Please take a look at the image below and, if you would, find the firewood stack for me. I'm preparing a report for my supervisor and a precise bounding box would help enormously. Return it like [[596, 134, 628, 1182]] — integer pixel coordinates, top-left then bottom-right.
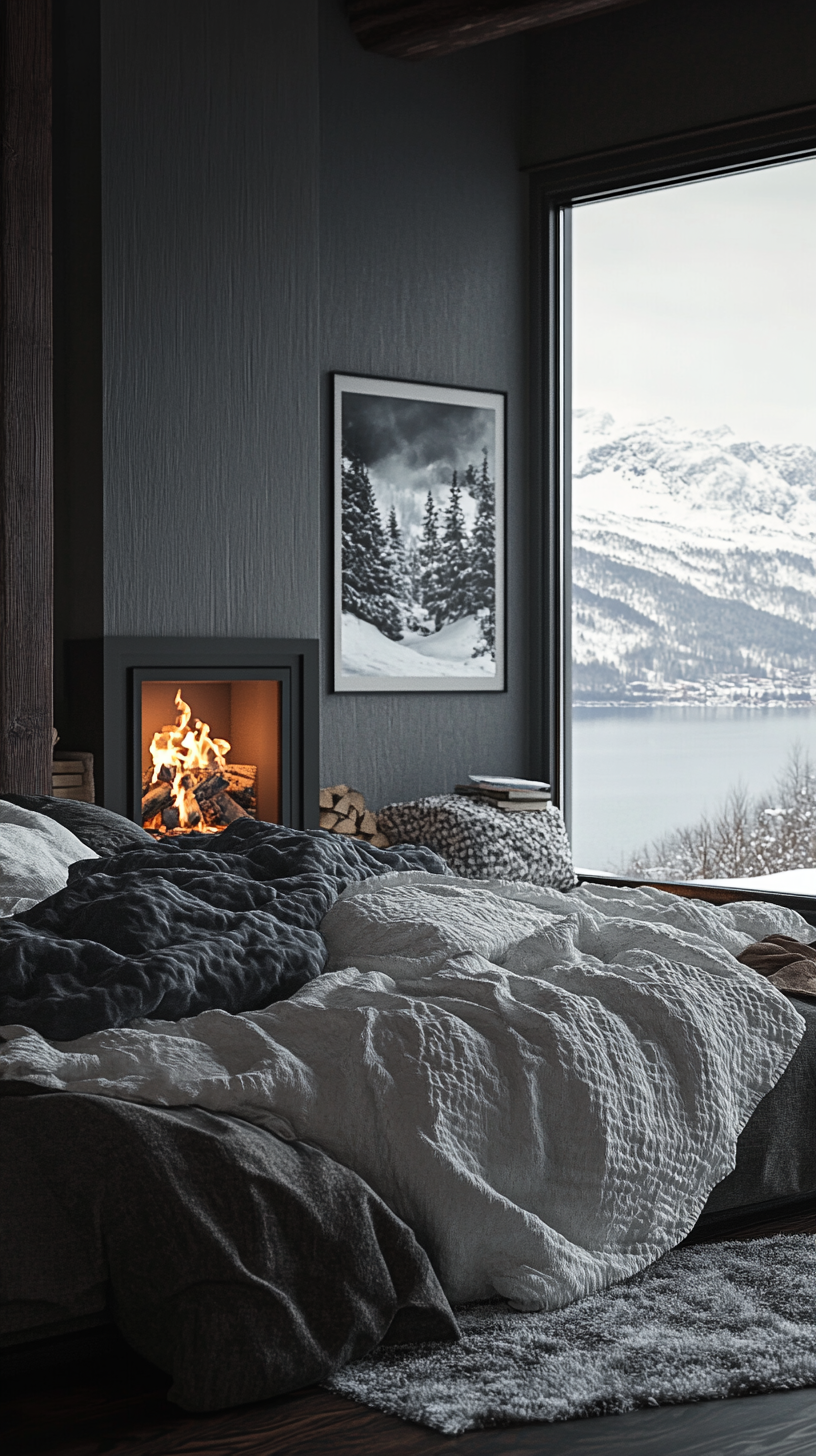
[[142, 764, 257, 836], [319, 784, 390, 847]]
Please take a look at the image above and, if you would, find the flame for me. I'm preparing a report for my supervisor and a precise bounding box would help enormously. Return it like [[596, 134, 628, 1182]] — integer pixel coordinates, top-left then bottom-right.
[[149, 690, 231, 829]]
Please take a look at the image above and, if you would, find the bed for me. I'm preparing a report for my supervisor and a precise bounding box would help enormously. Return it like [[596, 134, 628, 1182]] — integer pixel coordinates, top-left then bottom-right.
[[1, 797, 814, 1411]]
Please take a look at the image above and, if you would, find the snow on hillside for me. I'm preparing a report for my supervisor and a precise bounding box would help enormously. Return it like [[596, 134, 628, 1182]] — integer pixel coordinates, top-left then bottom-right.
[[341, 613, 496, 678], [572, 411, 816, 705]]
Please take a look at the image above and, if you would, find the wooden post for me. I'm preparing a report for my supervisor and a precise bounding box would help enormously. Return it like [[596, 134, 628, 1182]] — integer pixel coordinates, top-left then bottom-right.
[[0, 0, 54, 794]]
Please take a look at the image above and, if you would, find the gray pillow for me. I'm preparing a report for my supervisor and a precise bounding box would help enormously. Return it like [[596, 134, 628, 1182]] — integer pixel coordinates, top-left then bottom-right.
[[0, 801, 99, 915], [378, 794, 575, 891], [0, 795, 154, 858]]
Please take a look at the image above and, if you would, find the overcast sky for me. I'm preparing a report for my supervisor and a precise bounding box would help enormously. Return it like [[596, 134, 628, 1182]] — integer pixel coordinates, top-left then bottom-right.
[[342, 393, 495, 540], [572, 156, 816, 449]]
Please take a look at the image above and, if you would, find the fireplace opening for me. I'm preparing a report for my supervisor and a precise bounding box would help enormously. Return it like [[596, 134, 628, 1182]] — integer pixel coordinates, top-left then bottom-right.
[[140, 678, 281, 838], [63, 637, 318, 831]]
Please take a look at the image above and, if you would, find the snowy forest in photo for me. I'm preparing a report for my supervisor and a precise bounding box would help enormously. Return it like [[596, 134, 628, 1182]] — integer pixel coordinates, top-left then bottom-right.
[[337, 388, 502, 683]]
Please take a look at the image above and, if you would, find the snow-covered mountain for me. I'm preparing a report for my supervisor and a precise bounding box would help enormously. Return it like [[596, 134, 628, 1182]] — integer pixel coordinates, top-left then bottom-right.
[[571, 411, 816, 705]]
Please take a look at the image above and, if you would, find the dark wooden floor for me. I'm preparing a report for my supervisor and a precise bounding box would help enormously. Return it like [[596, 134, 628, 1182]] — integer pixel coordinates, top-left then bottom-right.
[[7, 1211, 815, 1456], [6, 1359, 816, 1456]]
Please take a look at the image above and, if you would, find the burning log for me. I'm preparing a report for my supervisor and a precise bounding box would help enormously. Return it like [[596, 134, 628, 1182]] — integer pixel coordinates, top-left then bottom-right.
[[142, 782, 172, 821], [178, 777, 202, 828], [319, 784, 390, 848], [193, 772, 229, 804], [221, 767, 257, 813], [210, 789, 250, 823]]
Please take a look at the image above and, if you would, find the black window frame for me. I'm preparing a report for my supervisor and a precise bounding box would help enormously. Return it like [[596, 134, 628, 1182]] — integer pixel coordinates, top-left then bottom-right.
[[528, 101, 816, 918]]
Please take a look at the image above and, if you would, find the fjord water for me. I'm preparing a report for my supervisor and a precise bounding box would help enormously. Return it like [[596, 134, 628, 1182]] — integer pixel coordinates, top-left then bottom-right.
[[571, 704, 815, 872]]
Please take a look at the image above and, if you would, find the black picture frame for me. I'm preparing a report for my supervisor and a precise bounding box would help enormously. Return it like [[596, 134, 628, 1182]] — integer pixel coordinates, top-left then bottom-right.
[[333, 373, 506, 693]]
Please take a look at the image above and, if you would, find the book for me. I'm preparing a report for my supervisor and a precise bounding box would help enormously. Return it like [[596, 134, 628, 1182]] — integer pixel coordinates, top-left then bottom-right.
[[493, 800, 552, 813], [454, 786, 553, 812], [480, 789, 551, 802], [455, 784, 552, 803], [469, 775, 551, 792]]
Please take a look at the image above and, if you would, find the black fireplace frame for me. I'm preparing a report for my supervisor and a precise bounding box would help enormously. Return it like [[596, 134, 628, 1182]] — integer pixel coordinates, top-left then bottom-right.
[[64, 637, 319, 831]]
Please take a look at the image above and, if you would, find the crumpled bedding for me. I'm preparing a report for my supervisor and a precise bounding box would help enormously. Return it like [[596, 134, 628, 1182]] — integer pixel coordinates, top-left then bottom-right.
[[0, 800, 98, 917], [738, 934, 816, 1003], [698, 993, 816, 1216], [0, 1089, 458, 1409], [0, 821, 446, 1041], [1, 873, 807, 1313]]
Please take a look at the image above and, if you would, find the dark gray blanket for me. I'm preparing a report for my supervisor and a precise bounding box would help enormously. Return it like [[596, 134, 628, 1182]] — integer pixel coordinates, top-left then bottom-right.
[[0, 821, 445, 1041], [0, 1091, 459, 1409], [699, 994, 816, 1217]]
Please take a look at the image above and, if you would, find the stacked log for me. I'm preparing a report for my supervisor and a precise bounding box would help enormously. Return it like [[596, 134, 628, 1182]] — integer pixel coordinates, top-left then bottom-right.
[[142, 764, 257, 836], [319, 784, 390, 847]]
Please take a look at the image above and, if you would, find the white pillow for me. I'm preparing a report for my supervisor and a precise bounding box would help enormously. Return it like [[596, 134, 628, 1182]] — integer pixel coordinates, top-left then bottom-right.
[[0, 801, 98, 916]]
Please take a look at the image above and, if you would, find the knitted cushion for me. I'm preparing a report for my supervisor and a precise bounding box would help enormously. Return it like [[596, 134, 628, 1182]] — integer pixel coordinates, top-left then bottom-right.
[[378, 795, 575, 891]]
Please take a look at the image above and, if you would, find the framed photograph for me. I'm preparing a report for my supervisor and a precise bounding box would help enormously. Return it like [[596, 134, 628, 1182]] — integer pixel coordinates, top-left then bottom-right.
[[334, 374, 505, 692]]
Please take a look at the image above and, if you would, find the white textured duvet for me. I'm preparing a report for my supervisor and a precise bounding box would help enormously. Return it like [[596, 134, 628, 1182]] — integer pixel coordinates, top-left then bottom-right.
[[1, 874, 808, 1310]]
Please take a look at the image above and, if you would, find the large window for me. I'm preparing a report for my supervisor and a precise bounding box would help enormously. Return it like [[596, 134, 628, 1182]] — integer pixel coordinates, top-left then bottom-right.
[[536, 136, 816, 894]]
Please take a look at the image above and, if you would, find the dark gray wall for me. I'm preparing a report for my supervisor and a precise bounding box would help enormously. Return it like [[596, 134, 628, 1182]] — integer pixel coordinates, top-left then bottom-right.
[[72, 0, 815, 813], [100, 0, 321, 643], [95, 0, 530, 811], [318, 3, 529, 806], [522, 0, 816, 165]]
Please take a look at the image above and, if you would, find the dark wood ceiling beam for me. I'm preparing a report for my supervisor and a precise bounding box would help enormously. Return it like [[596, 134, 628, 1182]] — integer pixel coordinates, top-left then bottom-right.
[[347, 0, 649, 60]]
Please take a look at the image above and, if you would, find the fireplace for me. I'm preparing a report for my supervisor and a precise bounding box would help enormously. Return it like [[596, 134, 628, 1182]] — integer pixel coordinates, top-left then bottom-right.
[[63, 638, 319, 832]]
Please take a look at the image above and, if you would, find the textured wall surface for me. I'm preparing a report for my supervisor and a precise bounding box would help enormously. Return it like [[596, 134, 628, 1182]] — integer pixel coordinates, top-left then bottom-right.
[[101, 0, 320, 642], [522, 0, 816, 166], [319, 3, 529, 807], [87, 0, 814, 815], [98, 0, 529, 811]]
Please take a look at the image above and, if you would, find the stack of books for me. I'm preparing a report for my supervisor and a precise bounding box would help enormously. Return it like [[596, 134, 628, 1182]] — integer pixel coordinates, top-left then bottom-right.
[[455, 776, 552, 813]]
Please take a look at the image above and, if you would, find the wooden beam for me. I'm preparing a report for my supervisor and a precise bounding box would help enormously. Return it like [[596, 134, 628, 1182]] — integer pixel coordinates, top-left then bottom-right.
[[0, 0, 54, 794], [347, 0, 649, 60]]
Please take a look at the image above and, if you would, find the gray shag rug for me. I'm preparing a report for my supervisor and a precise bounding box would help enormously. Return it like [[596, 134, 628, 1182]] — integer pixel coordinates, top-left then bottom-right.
[[327, 1235, 816, 1434]]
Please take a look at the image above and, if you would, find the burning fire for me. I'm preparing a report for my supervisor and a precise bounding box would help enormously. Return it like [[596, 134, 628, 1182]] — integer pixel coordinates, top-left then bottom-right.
[[149, 690, 231, 831]]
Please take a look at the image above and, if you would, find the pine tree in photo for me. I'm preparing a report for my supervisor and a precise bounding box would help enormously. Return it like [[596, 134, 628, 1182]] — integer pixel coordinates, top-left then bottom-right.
[[341, 449, 403, 641], [470, 448, 496, 658], [463, 461, 479, 498], [406, 541, 423, 611], [439, 471, 472, 624], [385, 505, 414, 632], [418, 489, 445, 632]]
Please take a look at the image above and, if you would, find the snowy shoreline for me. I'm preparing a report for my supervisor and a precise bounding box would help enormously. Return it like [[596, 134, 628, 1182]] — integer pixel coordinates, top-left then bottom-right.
[[574, 670, 815, 711], [576, 696, 815, 710]]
